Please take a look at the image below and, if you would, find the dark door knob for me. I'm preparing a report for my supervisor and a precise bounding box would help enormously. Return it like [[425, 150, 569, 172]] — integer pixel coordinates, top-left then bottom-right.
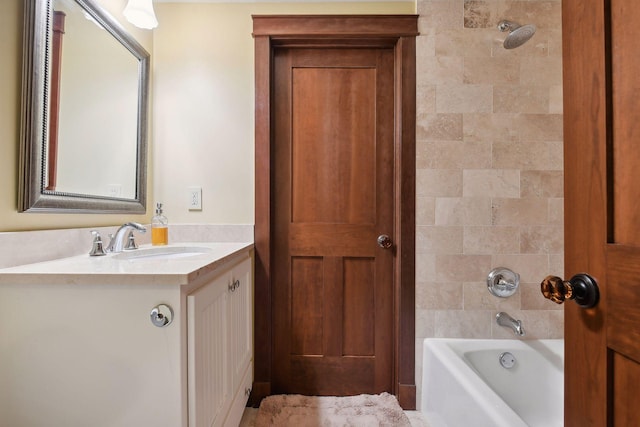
[[377, 234, 393, 249], [540, 273, 599, 308]]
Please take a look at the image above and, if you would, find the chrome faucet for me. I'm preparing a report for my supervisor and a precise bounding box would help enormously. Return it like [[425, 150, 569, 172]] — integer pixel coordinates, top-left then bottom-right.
[[496, 312, 525, 336], [106, 222, 147, 253]]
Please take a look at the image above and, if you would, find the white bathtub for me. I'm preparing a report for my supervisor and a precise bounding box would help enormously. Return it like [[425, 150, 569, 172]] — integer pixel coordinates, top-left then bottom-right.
[[421, 338, 563, 427]]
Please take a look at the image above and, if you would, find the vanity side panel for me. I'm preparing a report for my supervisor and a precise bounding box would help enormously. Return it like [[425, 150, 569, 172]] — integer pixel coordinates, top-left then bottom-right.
[[0, 282, 183, 426]]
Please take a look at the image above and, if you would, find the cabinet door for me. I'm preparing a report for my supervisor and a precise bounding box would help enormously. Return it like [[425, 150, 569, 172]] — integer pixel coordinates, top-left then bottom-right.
[[228, 257, 253, 392], [187, 272, 231, 427]]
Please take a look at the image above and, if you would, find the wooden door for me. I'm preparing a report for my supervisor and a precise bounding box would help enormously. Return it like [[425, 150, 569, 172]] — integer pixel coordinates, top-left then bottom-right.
[[271, 46, 394, 396], [563, 0, 640, 425], [252, 16, 418, 408]]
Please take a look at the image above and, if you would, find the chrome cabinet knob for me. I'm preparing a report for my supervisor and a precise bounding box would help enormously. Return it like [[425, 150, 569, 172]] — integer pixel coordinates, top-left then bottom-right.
[[377, 234, 393, 249]]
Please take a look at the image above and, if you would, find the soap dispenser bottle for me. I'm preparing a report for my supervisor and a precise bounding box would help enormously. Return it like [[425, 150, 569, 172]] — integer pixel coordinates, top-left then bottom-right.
[[151, 202, 169, 246]]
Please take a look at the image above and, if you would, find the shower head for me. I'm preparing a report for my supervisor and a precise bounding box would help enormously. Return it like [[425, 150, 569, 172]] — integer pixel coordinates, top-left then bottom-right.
[[497, 20, 536, 49]]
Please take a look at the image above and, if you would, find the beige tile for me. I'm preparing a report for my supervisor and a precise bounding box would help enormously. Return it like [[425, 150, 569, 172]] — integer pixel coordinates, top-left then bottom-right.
[[413, 0, 565, 348], [417, 82, 436, 115], [548, 197, 564, 226], [464, 57, 520, 84], [547, 140, 564, 171], [435, 29, 494, 57], [520, 225, 564, 254], [417, 141, 491, 169], [417, 141, 465, 169], [493, 85, 550, 114], [463, 169, 520, 198], [491, 253, 550, 283], [497, 1, 562, 31], [492, 197, 548, 225], [492, 140, 552, 170], [419, 56, 464, 85], [435, 254, 492, 282], [520, 170, 564, 197], [417, 113, 463, 141], [547, 310, 565, 339], [549, 85, 563, 114], [416, 196, 436, 226], [416, 253, 437, 281], [416, 281, 464, 310], [435, 197, 492, 226], [435, 310, 493, 338], [416, 226, 463, 254], [520, 282, 563, 310], [436, 84, 493, 113], [463, 281, 521, 310], [521, 57, 563, 86], [416, 308, 436, 339], [463, 113, 520, 143], [463, 225, 521, 254], [547, 29, 563, 57], [548, 253, 564, 277], [418, 2, 463, 34], [416, 34, 436, 58], [516, 114, 564, 141], [464, 0, 494, 29], [417, 169, 463, 197]]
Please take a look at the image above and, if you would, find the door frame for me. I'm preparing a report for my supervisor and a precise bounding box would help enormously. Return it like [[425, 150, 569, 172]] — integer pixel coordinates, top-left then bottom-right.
[[562, 1, 607, 425], [252, 15, 419, 409]]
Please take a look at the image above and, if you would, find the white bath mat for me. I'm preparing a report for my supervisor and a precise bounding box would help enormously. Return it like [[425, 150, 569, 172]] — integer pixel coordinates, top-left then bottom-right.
[[254, 392, 411, 427]]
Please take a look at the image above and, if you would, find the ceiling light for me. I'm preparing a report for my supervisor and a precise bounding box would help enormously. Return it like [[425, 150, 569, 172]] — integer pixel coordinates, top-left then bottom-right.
[[123, 0, 158, 30]]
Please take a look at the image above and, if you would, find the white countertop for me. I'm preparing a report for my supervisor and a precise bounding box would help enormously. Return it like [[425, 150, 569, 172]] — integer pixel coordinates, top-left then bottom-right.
[[0, 242, 253, 286]]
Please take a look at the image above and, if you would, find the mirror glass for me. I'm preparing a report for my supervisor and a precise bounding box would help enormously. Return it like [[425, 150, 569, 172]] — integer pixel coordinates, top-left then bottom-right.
[[20, 0, 150, 213]]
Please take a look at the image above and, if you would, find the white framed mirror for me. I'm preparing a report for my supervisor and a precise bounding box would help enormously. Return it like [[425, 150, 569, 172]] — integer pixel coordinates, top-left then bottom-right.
[[19, 0, 150, 213]]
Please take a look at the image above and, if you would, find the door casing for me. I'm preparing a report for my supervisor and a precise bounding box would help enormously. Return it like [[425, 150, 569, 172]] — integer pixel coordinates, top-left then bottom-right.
[[252, 15, 418, 409]]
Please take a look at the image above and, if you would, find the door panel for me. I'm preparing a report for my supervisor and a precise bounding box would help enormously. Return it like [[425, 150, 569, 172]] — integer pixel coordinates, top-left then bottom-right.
[[564, 0, 640, 424], [252, 15, 418, 408], [607, 0, 640, 424], [272, 46, 394, 396]]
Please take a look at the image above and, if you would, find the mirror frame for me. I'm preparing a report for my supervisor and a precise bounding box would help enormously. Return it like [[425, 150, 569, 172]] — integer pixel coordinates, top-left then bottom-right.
[[19, 0, 150, 213]]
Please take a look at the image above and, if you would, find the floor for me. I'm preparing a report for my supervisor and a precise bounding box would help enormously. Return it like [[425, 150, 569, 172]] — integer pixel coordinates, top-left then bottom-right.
[[239, 407, 432, 426]]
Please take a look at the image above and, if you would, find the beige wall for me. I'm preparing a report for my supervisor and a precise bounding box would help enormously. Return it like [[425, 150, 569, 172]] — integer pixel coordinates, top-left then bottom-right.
[[1, 1, 413, 232], [414, 0, 564, 397], [152, 1, 415, 224], [0, 0, 152, 232]]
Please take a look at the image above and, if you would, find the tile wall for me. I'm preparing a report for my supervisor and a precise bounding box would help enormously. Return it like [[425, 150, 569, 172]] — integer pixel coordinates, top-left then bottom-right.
[[415, 0, 564, 401]]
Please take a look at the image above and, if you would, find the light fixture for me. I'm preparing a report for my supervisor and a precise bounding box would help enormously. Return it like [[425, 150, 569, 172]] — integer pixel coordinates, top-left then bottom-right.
[[123, 0, 158, 30]]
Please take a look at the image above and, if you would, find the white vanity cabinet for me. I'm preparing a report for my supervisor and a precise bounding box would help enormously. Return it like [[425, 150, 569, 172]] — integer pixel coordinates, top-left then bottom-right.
[[0, 243, 253, 427], [187, 254, 253, 427]]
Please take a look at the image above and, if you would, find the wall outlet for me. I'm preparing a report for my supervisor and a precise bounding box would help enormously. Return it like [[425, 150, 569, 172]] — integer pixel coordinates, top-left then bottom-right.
[[188, 187, 202, 211]]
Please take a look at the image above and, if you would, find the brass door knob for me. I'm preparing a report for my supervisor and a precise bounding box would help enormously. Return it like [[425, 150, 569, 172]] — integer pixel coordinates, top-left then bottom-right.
[[540, 273, 599, 308]]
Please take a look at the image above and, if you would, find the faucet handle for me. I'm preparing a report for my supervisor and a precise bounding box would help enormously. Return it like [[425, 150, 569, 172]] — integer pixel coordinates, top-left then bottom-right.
[[89, 230, 107, 257], [106, 233, 116, 253], [124, 230, 139, 250]]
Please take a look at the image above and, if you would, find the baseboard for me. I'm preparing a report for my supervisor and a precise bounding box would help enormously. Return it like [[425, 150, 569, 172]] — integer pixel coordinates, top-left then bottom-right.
[[397, 383, 416, 410], [247, 381, 271, 407]]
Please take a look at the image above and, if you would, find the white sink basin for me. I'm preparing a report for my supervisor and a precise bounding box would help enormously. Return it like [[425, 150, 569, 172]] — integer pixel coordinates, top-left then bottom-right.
[[113, 246, 214, 262]]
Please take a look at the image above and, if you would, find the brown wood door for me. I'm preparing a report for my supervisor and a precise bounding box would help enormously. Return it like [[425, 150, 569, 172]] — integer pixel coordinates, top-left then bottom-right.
[[253, 15, 418, 408], [271, 46, 395, 396], [563, 0, 640, 425]]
